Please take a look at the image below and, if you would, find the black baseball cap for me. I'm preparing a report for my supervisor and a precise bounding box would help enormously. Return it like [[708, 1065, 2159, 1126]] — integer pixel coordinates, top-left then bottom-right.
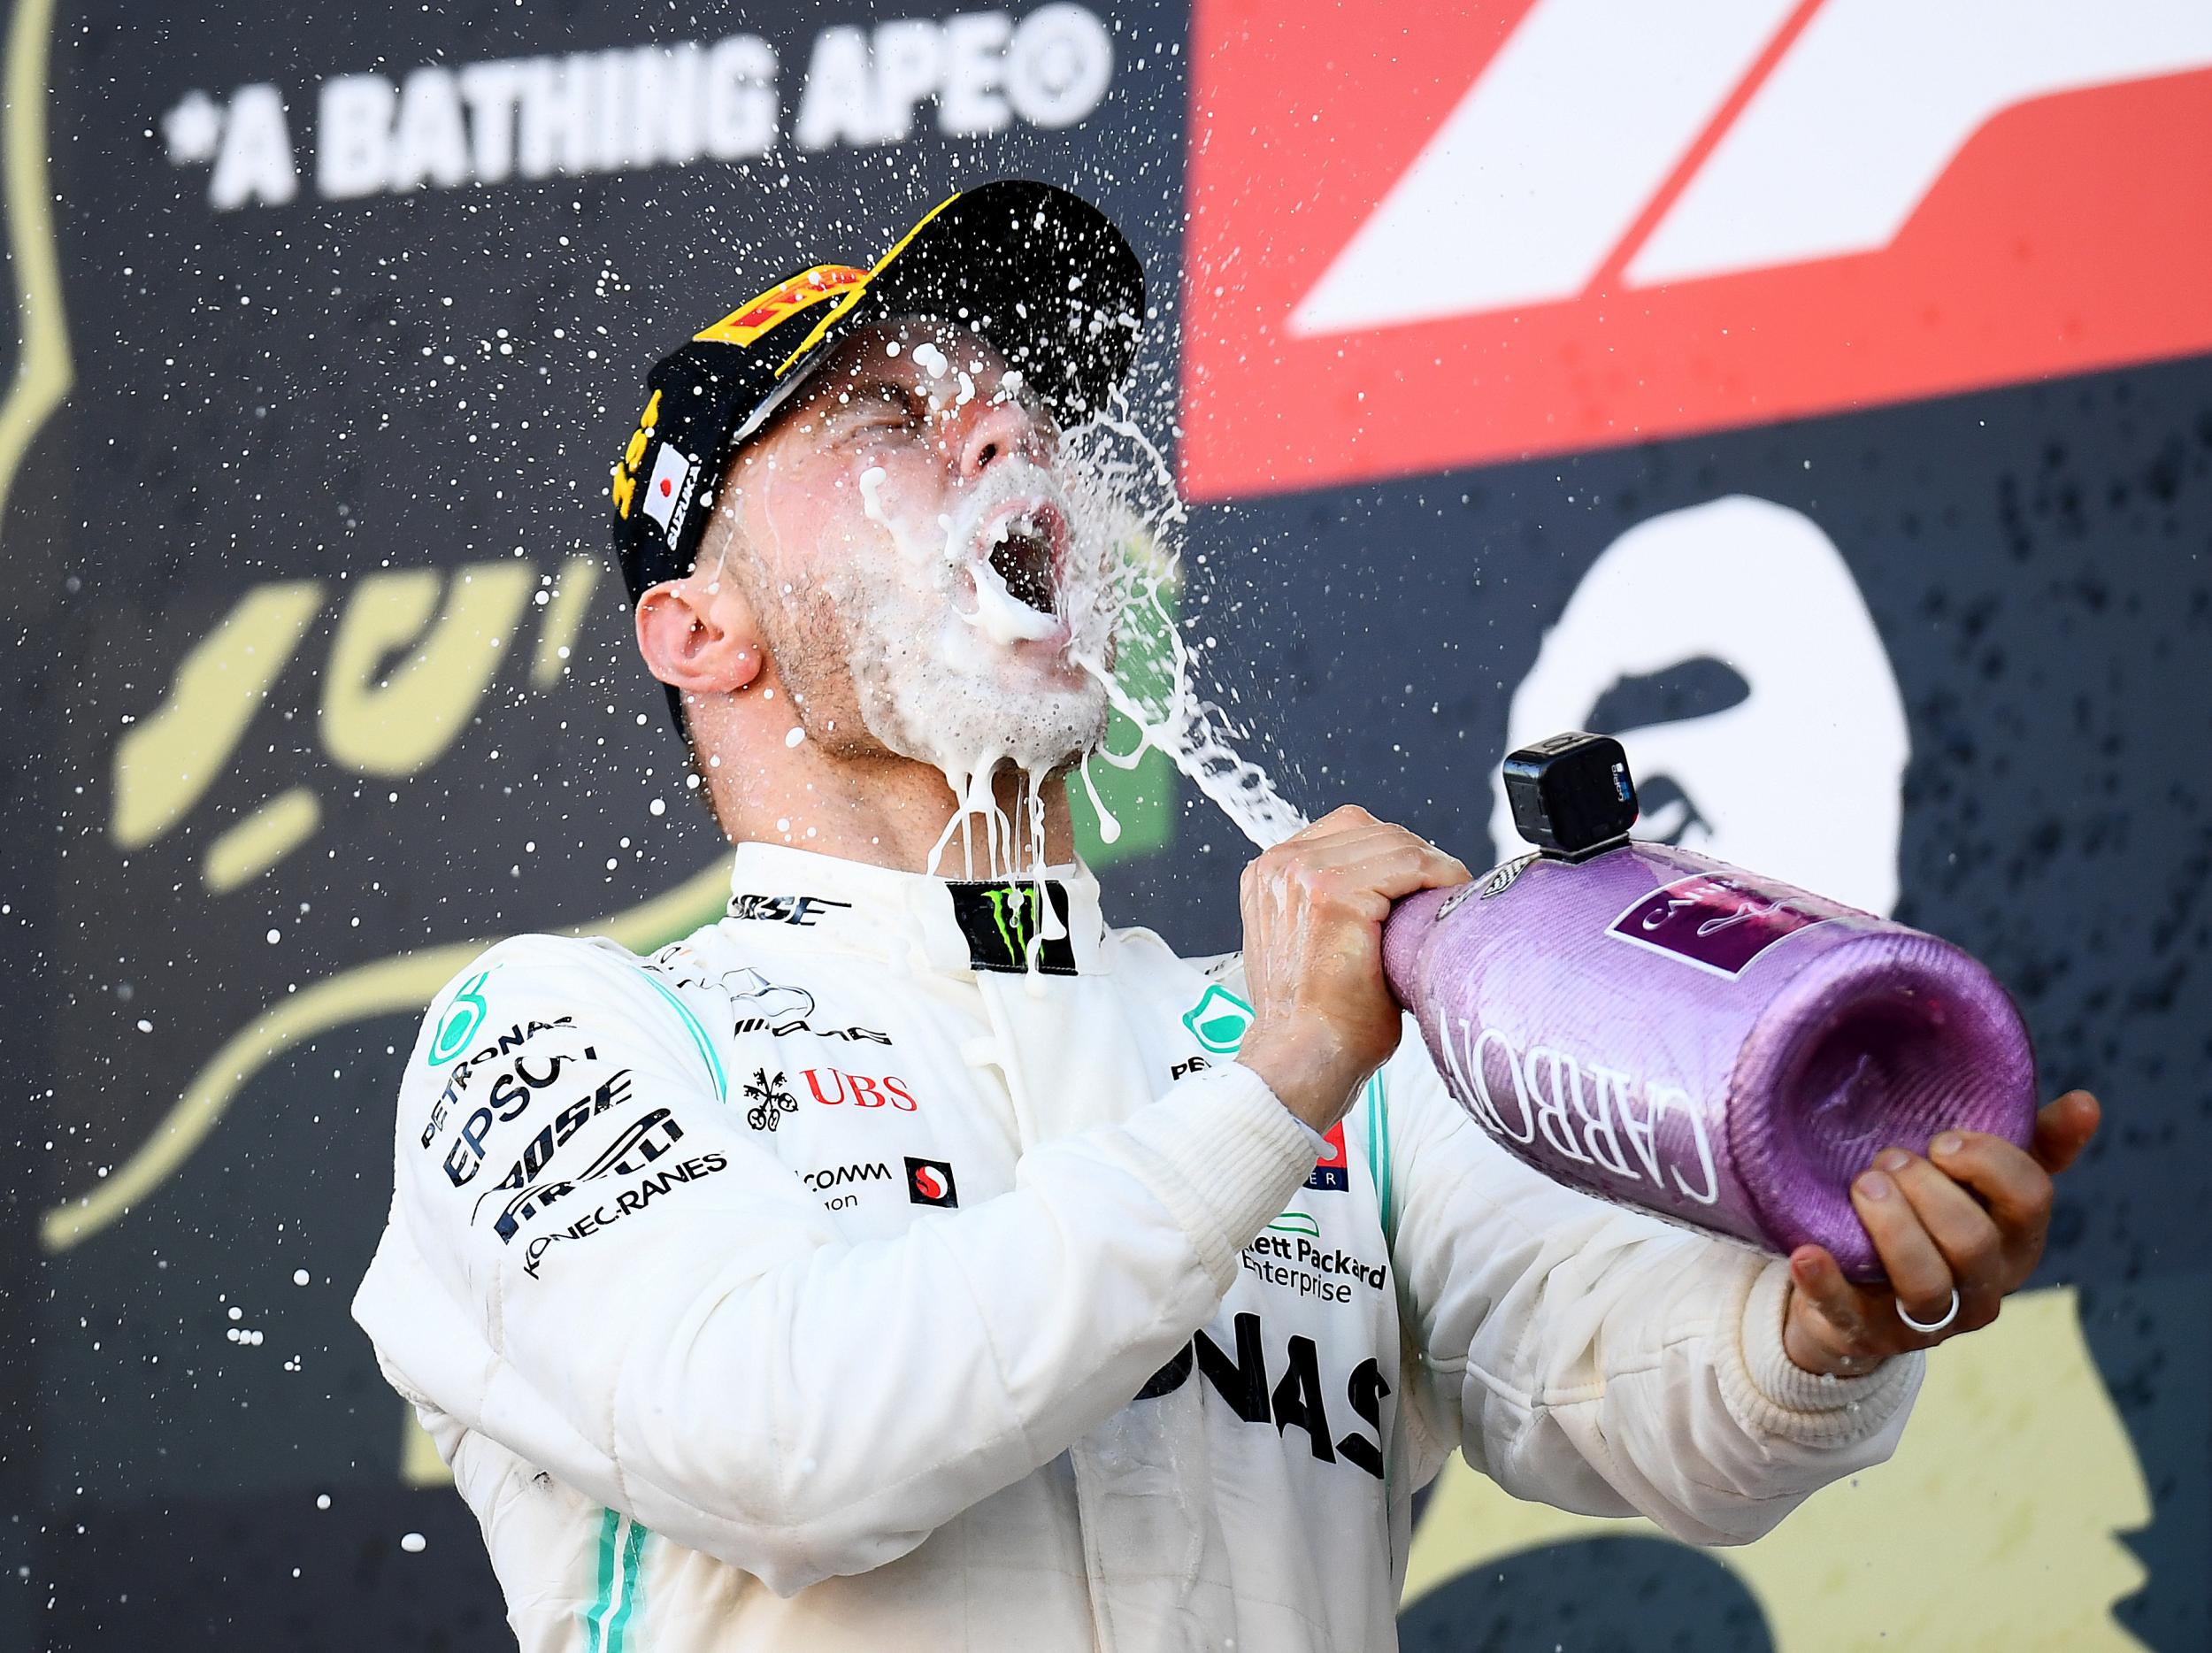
[[610, 178, 1145, 611]]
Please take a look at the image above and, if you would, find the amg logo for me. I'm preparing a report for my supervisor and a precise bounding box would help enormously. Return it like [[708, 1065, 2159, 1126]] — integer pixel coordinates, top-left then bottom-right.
[[735, 1016, 891, 1044]]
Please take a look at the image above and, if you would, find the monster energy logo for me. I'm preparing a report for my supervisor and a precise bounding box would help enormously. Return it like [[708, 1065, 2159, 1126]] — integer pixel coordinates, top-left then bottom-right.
[[949, 879, 1078, 975], [984, 885, 1041, 966]]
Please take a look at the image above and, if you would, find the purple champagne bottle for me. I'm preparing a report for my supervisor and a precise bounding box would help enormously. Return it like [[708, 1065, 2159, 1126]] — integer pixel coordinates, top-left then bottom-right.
[[1380, 734, 2037, 1281]]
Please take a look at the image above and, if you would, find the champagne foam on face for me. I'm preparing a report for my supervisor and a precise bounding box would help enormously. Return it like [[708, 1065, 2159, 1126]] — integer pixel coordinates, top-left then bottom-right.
[[808, 334, 1309, 891], [826, 439, 1122, 879]]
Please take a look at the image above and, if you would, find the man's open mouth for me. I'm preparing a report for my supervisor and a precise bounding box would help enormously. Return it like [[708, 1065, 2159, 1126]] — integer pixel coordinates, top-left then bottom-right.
[[980, 502, 1068, 618]]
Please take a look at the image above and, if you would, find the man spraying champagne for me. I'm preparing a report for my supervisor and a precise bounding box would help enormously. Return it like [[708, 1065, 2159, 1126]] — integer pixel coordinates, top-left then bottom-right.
[[355, 181, 2098, 1653]]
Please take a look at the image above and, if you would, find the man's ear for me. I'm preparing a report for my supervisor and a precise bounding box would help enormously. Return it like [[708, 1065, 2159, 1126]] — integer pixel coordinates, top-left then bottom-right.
[[634, 565, 764, 701]]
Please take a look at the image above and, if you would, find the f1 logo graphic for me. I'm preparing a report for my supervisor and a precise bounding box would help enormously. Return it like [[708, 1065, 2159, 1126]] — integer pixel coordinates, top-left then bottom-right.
[[1182, 0, 2212, 499]]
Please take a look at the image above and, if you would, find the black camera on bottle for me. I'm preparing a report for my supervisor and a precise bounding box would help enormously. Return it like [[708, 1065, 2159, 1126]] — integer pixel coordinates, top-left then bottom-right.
[[1502, 731, 1640, 862]]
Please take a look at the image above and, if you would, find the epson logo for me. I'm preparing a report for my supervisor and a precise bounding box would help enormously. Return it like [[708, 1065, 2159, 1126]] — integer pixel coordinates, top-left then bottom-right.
[[438, 1045, 604, 1185]]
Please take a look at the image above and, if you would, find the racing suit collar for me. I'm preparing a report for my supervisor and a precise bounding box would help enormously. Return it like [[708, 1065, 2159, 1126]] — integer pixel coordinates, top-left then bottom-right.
[[723, 841, 1110, 977]]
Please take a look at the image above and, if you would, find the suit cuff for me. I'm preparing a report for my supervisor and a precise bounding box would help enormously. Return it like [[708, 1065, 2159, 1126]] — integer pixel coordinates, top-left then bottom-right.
[[1117, 1062, 1322, 1289], [1716, 1257, 1924, 1448]]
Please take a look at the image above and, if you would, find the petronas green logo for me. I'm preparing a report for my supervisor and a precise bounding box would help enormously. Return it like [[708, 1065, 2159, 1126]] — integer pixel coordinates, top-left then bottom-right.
[[1182, 984, 1254, 1054], [983, 885, 1038, 966], [426, 971, 490, 1066]]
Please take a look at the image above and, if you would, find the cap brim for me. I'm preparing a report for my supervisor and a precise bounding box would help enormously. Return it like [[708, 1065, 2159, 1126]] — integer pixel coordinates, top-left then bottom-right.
[[749, 180, 1145, 448]]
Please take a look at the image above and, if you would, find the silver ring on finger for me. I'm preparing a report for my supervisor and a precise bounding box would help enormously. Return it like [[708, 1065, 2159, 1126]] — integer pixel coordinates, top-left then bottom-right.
[[1895, 1288, 1961, 1336]]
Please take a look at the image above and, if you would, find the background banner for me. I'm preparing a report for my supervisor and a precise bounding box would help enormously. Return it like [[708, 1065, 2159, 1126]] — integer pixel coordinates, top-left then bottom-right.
[[4, 1, 2207, 1648]]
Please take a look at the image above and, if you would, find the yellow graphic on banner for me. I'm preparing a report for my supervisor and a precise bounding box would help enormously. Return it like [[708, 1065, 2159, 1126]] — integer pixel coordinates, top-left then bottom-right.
[[1402, 1286, 2151, 1651], [321, 562, 536, 774], [204, 788, 323, 894], [107, 557, 596, 888], [403, 1412, 452, 1488], [0, 0, 68, 546], [42, 857, 731, 1254], [44, 554, 613, 1251], [531, 557, 600, 686], [111, 581, 325, 848]]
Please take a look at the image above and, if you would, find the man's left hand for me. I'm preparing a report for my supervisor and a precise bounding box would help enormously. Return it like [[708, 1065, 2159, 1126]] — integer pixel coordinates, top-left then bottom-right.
[[1781, 1090, 2101, 1376]]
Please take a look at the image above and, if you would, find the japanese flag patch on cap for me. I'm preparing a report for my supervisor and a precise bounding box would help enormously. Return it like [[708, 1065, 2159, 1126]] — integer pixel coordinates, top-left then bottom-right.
[[610, 179, 1144, 611], [641, 442, 697, 545]]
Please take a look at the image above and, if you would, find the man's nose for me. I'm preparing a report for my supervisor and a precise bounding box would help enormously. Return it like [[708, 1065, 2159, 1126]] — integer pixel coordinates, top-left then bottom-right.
[[956, 397, 1052, 481]]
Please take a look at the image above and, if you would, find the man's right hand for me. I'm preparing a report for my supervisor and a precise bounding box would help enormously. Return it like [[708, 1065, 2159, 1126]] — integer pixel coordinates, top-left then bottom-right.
[[1235, 806, 1471, 1134]]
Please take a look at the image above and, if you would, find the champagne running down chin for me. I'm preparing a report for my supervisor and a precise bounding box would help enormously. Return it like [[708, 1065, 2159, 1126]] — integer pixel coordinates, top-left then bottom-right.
[[828, 396, 1310, 883]]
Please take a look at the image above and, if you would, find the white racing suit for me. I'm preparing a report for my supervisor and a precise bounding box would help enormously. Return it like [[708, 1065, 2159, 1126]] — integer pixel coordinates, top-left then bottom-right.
[[354, 842, 1922, 1652]]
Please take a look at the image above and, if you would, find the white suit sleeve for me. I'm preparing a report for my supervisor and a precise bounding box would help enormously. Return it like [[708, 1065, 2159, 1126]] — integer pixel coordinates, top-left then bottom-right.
[[353, 937, 1319, 1595], [1376, 1020, 1923, 1545]]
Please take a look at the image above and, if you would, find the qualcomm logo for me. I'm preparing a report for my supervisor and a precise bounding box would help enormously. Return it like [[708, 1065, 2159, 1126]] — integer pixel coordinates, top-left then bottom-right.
[[1291, 0, 2212, 334]]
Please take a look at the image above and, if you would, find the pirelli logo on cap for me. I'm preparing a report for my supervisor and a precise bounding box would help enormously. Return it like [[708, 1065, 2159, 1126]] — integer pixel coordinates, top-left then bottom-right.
[[694, 264, 869, 349], [611, 388, 662, 519]]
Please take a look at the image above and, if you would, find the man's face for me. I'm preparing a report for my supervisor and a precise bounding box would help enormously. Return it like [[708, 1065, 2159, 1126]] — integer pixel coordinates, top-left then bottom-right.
[[716, 319, 1119, 782]]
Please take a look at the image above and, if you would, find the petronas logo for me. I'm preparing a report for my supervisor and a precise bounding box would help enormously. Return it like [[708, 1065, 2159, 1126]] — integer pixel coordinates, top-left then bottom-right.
[[426, 971, 491, 1067], [1182, 984, 1254, 1055]]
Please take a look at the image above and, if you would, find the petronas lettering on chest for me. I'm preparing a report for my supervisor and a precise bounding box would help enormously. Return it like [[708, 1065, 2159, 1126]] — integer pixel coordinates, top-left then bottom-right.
[[1134, 1311, 1391, 1480]]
